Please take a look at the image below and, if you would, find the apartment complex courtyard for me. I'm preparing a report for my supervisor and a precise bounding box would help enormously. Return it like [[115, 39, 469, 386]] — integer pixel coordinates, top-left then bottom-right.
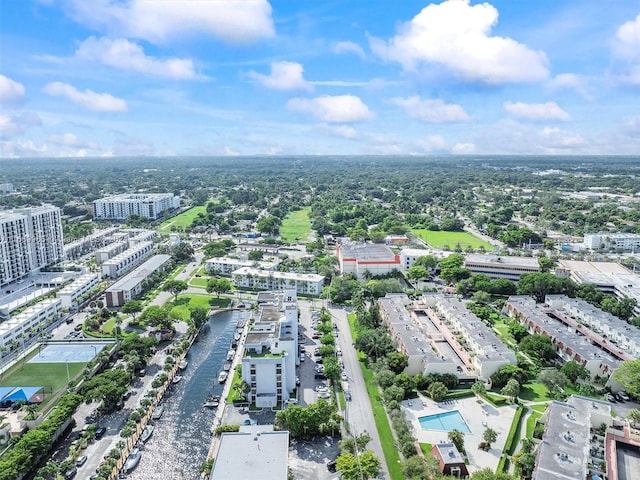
[[402, 394, 518, 473]]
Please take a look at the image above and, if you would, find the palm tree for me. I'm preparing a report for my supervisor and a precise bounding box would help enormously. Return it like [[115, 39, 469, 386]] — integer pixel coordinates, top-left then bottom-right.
[[448, 429, 465, 453]]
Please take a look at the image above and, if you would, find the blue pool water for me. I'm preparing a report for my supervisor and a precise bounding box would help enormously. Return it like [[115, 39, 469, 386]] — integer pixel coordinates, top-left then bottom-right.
[[418, 410, 471, 433]]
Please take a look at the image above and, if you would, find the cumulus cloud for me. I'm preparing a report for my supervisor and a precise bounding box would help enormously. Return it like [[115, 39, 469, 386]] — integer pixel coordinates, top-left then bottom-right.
[[43, 82, 127, 112], [0, 74, 25, 105], [547, 73, 593, 100], [452, 143, 476, 154], [503, 101, 570, 121], [0, 112, 42, 139], [415, 135, 448, 152], [76, 37, 197, 79], [539, 126, 585, 151], [247, 62, 312, 91], [612, 13, 640, 85], [286, 95, 372, 123], [49, 132, 99, 150], [333, 41, 366, 59], [369, 0, 549, 84], [319, 124, 358, 139], [390, 96, 469, 123], [66, 0, 275, 45]]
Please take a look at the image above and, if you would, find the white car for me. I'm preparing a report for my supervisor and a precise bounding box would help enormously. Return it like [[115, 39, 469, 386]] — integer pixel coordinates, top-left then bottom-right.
[[341, 372, 348, 381]]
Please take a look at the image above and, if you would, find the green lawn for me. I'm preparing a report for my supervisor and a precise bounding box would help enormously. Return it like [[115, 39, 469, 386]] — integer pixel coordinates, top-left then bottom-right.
[[519, 382, 552, 402], [158, 205, 208, 234], [411, 229, 494, 250], [526, 410, 543, 438], [419, 443, 433, 456], [177, 293, 231, 309], [170, 305, 191, 322], [279, 207, 312, 243], [1, 362, 85, 394], [188, 277, 210, 288]]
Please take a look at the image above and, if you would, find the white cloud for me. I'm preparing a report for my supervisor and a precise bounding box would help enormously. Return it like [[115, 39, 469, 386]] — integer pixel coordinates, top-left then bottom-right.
[[76, 37, 197, 80], [49, 133, 99, 150], [0, 112, 42, 139], [247, 62, 312, 91], [0, 140, 48, 158], [333, 41, 366, 59], [319, 124, 358, 139], [503, 101, 570, 121], [539, 126, 586, 151], [612, 13, 640, 85], [286, 95, 372, 123], [43, 82, 127, 112], [66, 0, 275, 45], [390, 96, 469, 123], [0, 75, 25, 105], [415, 135, 448, 152], [547, 73, 593, 100], [452, 143, 476, 154], [369, 0, 549, 84]]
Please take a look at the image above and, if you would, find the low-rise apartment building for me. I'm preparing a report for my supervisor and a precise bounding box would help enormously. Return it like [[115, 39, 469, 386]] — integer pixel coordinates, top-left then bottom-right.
[[241, 290, 299, 408], [0, 298, 62, 355], [464, 254, 540, 280], [337, 242, 401, 279], [504, 296, 622, 379], [231, 267, 324, 296], [93, 193, 180, 220], [95, 242, 128, 264], [64, 227, 119, 260], [101, 241, 154, 279], [104, 254, 172, 307], [583, 232, 640, 252], [57, 273, 100, 309], [204, 257, 278, 276]]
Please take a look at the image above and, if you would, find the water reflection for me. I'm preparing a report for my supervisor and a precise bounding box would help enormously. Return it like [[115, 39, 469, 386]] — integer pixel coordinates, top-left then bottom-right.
[[128, 310, 244, 480]]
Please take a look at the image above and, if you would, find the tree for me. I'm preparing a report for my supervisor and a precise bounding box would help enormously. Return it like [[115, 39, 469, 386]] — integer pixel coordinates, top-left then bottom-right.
[[471, 381, 486, 398], [560, 360, 590, 383], [612, 359, 640, 399], [413, 255, 438, 269], [256, 216, 281, 236], [247, 249, 265, 261], [406, 266, 429, 282], [507, 323, 528, 343], [517, 272, 573, 303], [627, 408, 640, 425], [206, 278, 233, 298], [427, 381, 448, 402], [501, 378, 520, 403], [472, 291, 492, 304], [170, 242, 194, 262], [470, 468, 516, 480], [520, 334, 556, 363], [387, 352, 408, 375], [537, 369, 568, 394], [339, 432, 372, 454], [163, 280, 188, 301], [482, 427, 498, 448], [537, 256, 556, 273], [120, 300, 142, 319], [448, 429, 465, 454]]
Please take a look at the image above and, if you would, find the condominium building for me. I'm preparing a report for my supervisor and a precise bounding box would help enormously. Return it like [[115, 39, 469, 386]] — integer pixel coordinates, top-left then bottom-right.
[[64, 227, 120, 260], [464, 254, 540, 280], [57, 273, 100, 309], [337, 242, 401, 279], [0, 205, 64, 286], [95, 242, 128, 264], [0, 298, 62, 354], [126, 229, 157, 246], [205, 257, 278, 276], [101, 241, 155, 278], [504, 296, 622, 379], [583, 232, 640, 252], [104, 254, 172, 307], [93, 193, 180, 220], [231, 267, 324, 296], [399, 248, 445, 272], [533, 396, 612, 480], [241, 290, 299, 408]]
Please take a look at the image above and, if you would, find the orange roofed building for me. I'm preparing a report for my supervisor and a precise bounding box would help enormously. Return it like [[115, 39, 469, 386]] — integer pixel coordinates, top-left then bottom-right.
[[336, 243, 401, 279]]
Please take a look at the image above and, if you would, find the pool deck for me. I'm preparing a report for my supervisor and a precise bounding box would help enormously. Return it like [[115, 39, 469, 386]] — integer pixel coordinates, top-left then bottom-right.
[[402, 395, 518, 473]]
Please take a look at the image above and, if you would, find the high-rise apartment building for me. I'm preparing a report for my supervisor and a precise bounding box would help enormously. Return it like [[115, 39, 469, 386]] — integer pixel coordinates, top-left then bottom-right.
[[93, 193, 180, 220], [0, 205, 64, 286]]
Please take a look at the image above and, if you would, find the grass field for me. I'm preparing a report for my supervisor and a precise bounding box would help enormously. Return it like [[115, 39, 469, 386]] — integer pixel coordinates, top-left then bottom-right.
[[411, 229, 494, 250], [158, 205, 208, 234], [519, 382, 552, 402], [1, 362, 86, 393], [279, 207, 312, 243], [177, 293, 231, 309]]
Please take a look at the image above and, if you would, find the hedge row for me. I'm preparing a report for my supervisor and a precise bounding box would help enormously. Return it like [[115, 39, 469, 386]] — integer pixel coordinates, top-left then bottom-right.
[[496, 454, 510, 474], [502, 405, 526, 456]]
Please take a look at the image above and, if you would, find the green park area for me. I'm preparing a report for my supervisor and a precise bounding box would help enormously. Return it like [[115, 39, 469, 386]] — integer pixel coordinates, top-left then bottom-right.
[[158, 205, 208, 234], [177, 293, 231, 309], [1, 362, 86, 396], [279, 207, 312, 243], [411, 229, 494, 250]]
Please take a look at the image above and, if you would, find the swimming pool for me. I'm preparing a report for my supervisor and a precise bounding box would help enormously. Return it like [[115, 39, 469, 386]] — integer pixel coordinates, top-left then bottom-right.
[[418, 410, 471, 433]]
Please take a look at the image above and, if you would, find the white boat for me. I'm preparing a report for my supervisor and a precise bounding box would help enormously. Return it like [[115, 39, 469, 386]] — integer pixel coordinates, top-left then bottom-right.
[[226, 350, 235, 361], [123, 448, 142, 473], [203, 394, 220, 409], [172, 374, 183, 384], [179, 359, 188, 370], [223, 362, 231, 371], [151, 405, 164, 420], [217, 371, 228, 383], [140, 425, 154, 443]]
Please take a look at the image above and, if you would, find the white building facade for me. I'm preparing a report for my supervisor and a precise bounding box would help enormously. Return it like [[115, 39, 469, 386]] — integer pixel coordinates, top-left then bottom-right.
[[0, 298, 62, 354], [101, 241, 155, 278], [93, 194, 180, 220], [57, 273, 100, 309], [231, 267, 324, 296]]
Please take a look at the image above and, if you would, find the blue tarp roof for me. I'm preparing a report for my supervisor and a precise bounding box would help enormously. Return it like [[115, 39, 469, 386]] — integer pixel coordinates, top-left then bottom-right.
[[1, 386, 44, 402], [0, 386, 13, 400]]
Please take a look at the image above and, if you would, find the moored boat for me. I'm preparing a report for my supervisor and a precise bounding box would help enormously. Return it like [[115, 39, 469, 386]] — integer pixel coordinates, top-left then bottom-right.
[[151, 405, 164, 420], [140, 425, 154, 443], [226, 349, 235, 361], [203, 394, 220, 409], [123, 448, 142, 473], [172, 374, 183, 384], [179, 359, 188, 370], [223, 362, 231, 371], [217, 371, 228, 383]]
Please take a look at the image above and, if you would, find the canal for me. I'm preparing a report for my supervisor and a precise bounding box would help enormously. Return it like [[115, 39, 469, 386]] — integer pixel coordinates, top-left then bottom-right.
[[128, 309, 247, 480]]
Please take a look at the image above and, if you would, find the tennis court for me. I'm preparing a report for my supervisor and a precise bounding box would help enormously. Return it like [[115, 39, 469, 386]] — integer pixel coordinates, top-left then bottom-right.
[[28, 342, 109, 364]]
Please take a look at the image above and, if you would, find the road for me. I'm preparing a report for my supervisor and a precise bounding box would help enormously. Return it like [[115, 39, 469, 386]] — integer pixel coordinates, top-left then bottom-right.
[[299, 300, 390, 480]]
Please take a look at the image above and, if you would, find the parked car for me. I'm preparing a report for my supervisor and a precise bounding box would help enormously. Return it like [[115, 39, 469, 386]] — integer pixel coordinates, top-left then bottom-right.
[[64, 467, 77, 479], [345, 391, 352, 401], [327, 460, 337, 473], [619, 392, 630, 401], [76, 455, 88, 467], [94, 427, 106, 439]]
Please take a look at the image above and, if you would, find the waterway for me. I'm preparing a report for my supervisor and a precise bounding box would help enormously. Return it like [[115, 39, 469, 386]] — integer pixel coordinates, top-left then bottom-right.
[[128, 310, 247, 480]]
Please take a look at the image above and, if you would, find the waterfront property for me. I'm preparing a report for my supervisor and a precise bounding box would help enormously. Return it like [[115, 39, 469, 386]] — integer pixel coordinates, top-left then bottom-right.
[[231, 267, 324, 296], [204, 257, 278, 276], [104, 254, 172, 307]]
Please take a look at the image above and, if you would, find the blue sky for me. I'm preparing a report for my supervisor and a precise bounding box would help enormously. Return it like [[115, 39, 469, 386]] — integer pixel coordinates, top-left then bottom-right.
[[1, 0, 640, 157]]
